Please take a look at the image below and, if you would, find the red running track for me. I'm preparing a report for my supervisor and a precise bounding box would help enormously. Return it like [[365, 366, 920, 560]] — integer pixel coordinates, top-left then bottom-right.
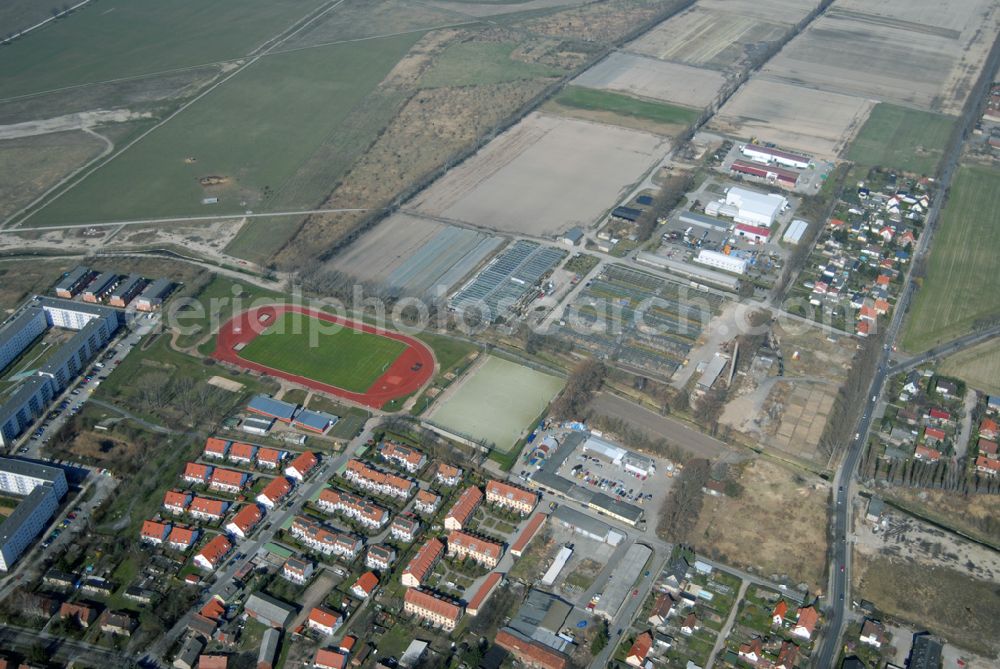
[[213, 304, 435, 410]]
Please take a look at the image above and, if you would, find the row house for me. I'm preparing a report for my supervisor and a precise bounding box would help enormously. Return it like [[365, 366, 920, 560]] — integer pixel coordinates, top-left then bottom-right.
[[209, 468, 250, 494], [343, 459, 415, 499], [140, 520, 171, 545], [189, 497, 229, 522], [289, 516, 362, 560], [378, 441, 426, 472], [256, 477, 292, 509], [228, 441, 256, 465], [486, 480, 538, 515], [194, 534, 232, 571], [403, 588, 462, 632], [444, 486, 483, 531], [365, 544, 396, 571], [168, 527, 198, 551], [225, 504, 263, 539], [285, 451, 318, 481], [281, 556, 315, 585], [203, 438, 229, 460], [446, 530, 502, 568], [183, 462, 212, 485], [316, 488, 389, 529], [257, 447, 285, 469], [434, 462, 462, 487], [401, 538, 444, 588], [390, 515, 420, 543], [163, 490, 192, 514], [414, 489, 441, 516]]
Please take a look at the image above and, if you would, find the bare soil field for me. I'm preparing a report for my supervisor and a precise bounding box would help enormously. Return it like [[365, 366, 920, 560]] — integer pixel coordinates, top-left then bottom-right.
[[0, 258, 75, 311], [412, 112, 669, 236], [513, 0, 684, 44], [709, 78, 873, 158], [423, 0, 591, 18], [693, 457, 829, 590], [854, 555, 1000, 658], [572, 52, 724, 108], [696, 0, 819, 25], [762, 1, 1000, 115], [881, 488, 999, 548], [0, 130, 105, 221], [628, 7, 788, 71]]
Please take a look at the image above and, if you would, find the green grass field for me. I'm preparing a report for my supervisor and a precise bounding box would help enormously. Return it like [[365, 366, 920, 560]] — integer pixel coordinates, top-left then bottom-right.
[[0, 0, 326, 98], [26, 33, 420, 225], [847, 103, 955, 175], [552, 85, 700, 127], [902, 166, 1000, 351], [420, 41, 562, 88], [224, 216, 304, 265], [239, 312, 407, 393], [428, 355, 563, 451], [939, 338, 1000, 395]]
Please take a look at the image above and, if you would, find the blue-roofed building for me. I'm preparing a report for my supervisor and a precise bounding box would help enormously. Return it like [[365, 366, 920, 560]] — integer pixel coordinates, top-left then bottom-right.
[[636, 195, 654, 206], [988, 395, 1000, 412], [247, 395, 298, 422], [293, 409, 338, 434]]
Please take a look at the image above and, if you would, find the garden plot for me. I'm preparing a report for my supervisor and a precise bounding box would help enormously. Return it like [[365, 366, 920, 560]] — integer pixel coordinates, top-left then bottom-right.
[[629, 7, 789, 71], [332, 213, 501, 297], [709, 78, 873, 159], [762, 1, 1000, 115], [572, 52, 724, 109], [412, 112, 669, 236]]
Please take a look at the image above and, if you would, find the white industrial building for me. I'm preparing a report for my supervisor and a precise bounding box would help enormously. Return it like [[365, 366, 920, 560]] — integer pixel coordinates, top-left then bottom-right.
[[724, 186, 787, 227], [740, 144, 811, 170], [550, 506, 624, 546], [783, 219, 809, 245], [540, 545, 573, 586], [694, 249, 747, 275], [0, 458, 68, 570]]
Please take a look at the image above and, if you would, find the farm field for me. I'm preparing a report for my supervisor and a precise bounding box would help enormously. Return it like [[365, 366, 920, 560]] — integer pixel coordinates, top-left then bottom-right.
[[692, 458, 830, 591], [333, 213, 502, 296], [629, 6, 788, 70], [279, 0, 470, 46], [939, 339, 1000, 397], [1, 0, 60, 35], [23, 33, 421, 225], [846, 103, 955, 174], [710, 78, 873, 159], [0, 130, 105, 221], [550, 86, 700, 133], [0, 0, 327, 98], [412, 112, 669, 236], [571, 52, 725, 109], [420, 41, 563, 88], [762, 1, 1000, 115], [223, 215, 305, 266], [902, 166, 1000, 351], [427, 355, 563, 451], [238, 312, 406, 393], [696, 0, 820, 24]]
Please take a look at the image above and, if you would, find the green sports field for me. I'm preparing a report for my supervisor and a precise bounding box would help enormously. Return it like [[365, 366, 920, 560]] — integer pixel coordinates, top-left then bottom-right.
[[847, 103, 954, 175], [902, 166, 1000, 351], [428, 355, 564, 451], [239, 313, 406, 393]]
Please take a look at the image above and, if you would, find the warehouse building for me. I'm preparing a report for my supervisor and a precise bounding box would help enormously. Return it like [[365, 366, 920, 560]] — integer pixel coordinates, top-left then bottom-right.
[[678, 210, 730, 231], [730, 159, 799, 187], [0, 458, 68, 570], [740, 144, 811, 169], [724, 187, 787, 227], [550, 506, 624, 546], [694, 249, 747, 275], [782, 219, 809, 245], [247, 395, 299, 422], [594, 543, 652, 619], [734, 223, 770, 244], [588, 492, 643, 527]]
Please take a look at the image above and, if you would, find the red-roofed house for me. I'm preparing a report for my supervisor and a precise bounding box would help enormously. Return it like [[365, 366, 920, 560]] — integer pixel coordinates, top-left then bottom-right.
[[928, 408, 951, 422], [776, 641, 799, 669], [495, 628, 568, 669], [228, 442, 255, 464], [209, 468, 249, 494], [915, 445, 942, 462], [199, 598, 225, 622], [256, 477, 292, 509], [339, 636, 357, 654], [285, 451, 318, 481], [256, 447, 284, 469], [351, 571, 379, 599], [343, 459, 415, 499], [167, 527, 198, 551], [922, 427, 946, 445], [976, 455, 1000, 475], [204, 438, 229, 459], [60, 602, 98, 627], [140, 520, 170, 544], [378, 441, 427, 472], [182, 462, 212, 485], [316, 488, 389, 529], [485, 480, 537, 515], [792, 606, 819, 640], [738, 637, 763, 665], [198, 655, 228, 669], [307, 606, 342, 636], [647, 593, 674, 627], [980, 418, 1000, 440], [188, 497, 229, 521], [771, 600, 788, 627], [860, 619, 885, 648], [163, 490, 192, 514], [403, 588, 462, 631], [626, 631, 653, 667], [281, 556, 314, 585], [978, 438, 998, 459], [444, 486, 483, 530], [467, 572, 502, 616], [402, 538, 444, 588], [225, 504, 262, 539], [734, 223, 770, 244], [194, 535, 232, 571], [434, 462, 462, 487], [447, 530, 503, 568], [510, 512, 546, 557], [414, 489, 441, 515], [314, 649, 348, 669]]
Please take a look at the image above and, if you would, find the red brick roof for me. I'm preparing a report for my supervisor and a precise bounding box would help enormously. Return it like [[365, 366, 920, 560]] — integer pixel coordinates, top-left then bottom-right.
[[929, 408, 951, 420], [198, 655, 228, 669], [352, 571, 379, 596], [345, 459, 414, 494], [168, 527, 198, 548], [486, 480, 537, 508], [183, 462, 211, 481], [404, 588, 461, 621], [210, 468, 248, 489], [288, 451, 318, 475], [415, 489, 440, 508], [259, 477, 291, 502], [435, 462, 461, 481], [204, 438, 229, 456], [467, 572, 502, 614], [923, 427, 946, 441], [196, 535, 232, 567], [915, 444, 942, 461], [978, 438, 998, 456], [628, 632, 653, 663], [772, 600, 788, 622], [228, 504, 262, 533], [190, 496, 228, 517], [795, 606, 819, 635], [163, 490, 190, 509], [403, 538, 444, 584], [199, 598, 225, 621], [229, 442, 255, 461], [977, 455, 1000, 472], [447, 530, 502, 561], [314, 649, 347, 669], [141, 520, 170, 540], [495, 628, 568, 669], [446, 486, 483, 525], [380, 441, 425, 467], [308, 606, 340, 629], [257, 447, 282, 464], [511, 513, 546, 555]]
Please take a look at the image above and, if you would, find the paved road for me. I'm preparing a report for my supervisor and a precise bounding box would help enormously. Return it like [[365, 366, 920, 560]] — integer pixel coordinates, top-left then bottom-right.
[[0, 622, 143, 667], [814, 29, 1000, 667], [886, 323, 1000, 375], [149, 419, 377, 664]]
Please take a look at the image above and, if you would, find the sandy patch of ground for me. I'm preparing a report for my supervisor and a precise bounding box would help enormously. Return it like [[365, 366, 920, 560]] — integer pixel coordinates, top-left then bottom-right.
[[572, 52, 725, 108], [207, 376, 245, 392], [628, 7, 789, 71], [709, 77, 874, 158], [412, 112, 670, 235], [0, 109, 152, 140], [694, 457, 829, 590]]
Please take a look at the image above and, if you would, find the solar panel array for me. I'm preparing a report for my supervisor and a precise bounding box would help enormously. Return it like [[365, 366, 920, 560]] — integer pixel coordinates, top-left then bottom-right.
[[450, 240, 565, 319]]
